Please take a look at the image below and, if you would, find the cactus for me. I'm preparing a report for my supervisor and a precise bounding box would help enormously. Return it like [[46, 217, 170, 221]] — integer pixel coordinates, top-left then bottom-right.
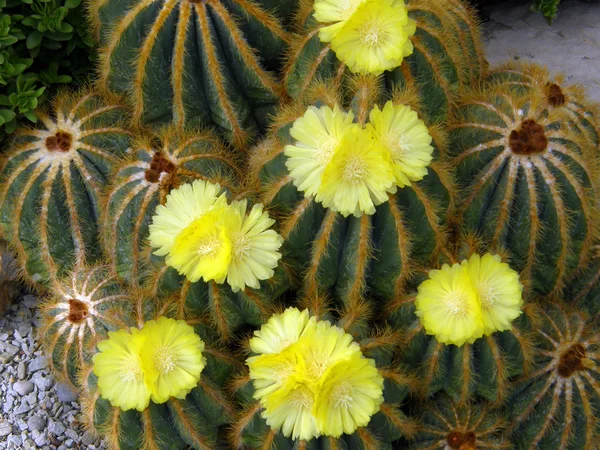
[[485, 62, 599, 147], [565, 245, 600, 316], [102, 126, 241, 285], [283, 0, 485, 123], [386, 286, 536, 404], [506, 302, 600, 449], [0, 90, 132, 287], [250, 78, 454, 309], [0, 240, 22, 315], [449, 84, 598, 296], [38, 265, 134, 390], [80, 293, 239, 450], [230, 302, 417, 450], [89, 0, 293, 148], [410, 395, 509, 449]]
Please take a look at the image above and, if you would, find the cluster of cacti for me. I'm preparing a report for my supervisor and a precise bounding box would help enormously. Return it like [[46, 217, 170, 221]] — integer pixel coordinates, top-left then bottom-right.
[[0, 0, 599, 448]]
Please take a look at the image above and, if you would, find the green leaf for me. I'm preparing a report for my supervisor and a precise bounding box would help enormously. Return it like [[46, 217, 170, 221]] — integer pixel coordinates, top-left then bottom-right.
[[64, 0, 81, 8], [26, 30, 42, 49], [23, 108, 37, 122], [0, 108, 15, 123]]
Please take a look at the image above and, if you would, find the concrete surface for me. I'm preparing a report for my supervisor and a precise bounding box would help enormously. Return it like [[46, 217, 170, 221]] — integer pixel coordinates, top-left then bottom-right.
[[483, 0, 600, 101]]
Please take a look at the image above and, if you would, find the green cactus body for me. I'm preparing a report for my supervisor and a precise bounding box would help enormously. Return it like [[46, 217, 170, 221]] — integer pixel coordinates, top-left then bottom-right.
[[284, 0, 485, 123], [507, 302, 600, 449], [566, 245, 600, 316], [102, 127, 241, 285], [387, 296, 535, 404], [449, 86, 598, 296], [231, 311, 415, 450], [250, 80, 453, 309], [39, 265, 134, 390], [81, 295, 238, 450], [91, 0, 291, 148], [0, 90, 132, 287], [485, 62, 600, 148], [410, 396, 508, 449], [143, 263, 290, 342]]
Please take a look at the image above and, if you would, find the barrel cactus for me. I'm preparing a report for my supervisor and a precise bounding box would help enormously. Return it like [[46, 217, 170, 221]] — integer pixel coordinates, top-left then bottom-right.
[[565, 245, 600, 316], [410, 395, 508, 449], [449, 84, 598, 296], [38, 265, 134, 389], [80, 294, 239, 450], [231, 305, 417, 449], [102, 126, 241, 284], [250, 78, 454, 308], [90, 0, 293, 148], [0, 90, 132, 287], [0, 241, 22, 315], [485, 62, 599, 147], [507, 302, 600, 449], [283, 0, 485, 123]]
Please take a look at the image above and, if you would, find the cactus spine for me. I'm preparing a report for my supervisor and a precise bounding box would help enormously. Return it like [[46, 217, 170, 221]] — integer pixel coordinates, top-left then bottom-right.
[[102, 126, 241, 284], [449, 85, 598, 296], [90, 0, 292, 148], [0, 90, 132, 287]]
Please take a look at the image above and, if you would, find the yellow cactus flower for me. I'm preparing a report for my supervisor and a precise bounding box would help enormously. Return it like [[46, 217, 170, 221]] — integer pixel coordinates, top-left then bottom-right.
[[226, 200, 284, 293], [249, 307, 314, 355], [463, 253, 524, 336], [368, 101, 434, 188], [331, 0, 416, 75], [148, 179, 227, 257], [92, 328, 151, 412], [167, 208, 232, 283], [248, 343, 304, 400], [317, 126, 394, 217], [313, 354, 384, 437], [415, 263, 484, 346], [139, 317, 206, 404], [314, 0, 366, 42], [285, 105, 357, 198]]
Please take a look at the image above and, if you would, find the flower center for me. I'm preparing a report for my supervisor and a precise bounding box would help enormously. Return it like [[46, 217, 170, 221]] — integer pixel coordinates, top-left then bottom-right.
[[342, 155, 368, 184], [232, 232, 251, 260], [120, 357, 144, 383], [446, 430, 477, 450], [386, 133, 411, 160], [330, 381, 354, 409], [45, 131, 72, 152], [197, 235, 222, 258], [154, 347, 176, 374], [509, 119, 548, 155], [444, 291, 469, 317], [289, 385, 314, 409], [476, 282, 499, 309], [316, 137, 338, 165], [67, 298, 89, 324], [307, 350, 331, 380], [360, 20, 387, 47]]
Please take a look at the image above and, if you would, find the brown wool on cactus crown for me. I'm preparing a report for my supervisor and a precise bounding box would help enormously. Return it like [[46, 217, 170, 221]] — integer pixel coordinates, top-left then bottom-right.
[[446, 430, 477, 450], [67, 298, 90, 324], [143, 151, 177, 184], [546, 83, 566, 107], [508, 119, 548, 155], [45, 131, 73, 152], [557, 342, 590, 377]]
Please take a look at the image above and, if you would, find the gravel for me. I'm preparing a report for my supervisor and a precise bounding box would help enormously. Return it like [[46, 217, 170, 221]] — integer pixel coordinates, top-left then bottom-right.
[[0, 295, 106, 450]]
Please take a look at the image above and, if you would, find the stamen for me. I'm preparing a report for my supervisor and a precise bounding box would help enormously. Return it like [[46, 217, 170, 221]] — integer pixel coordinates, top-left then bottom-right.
[[120, 357, 144, 382], [331, 382, 354, 409], [154, 347, 176, 374], [342, 155, 368, 184], [232, 232, 251, 260], [360, 20, 387, 47], [197, 235, 222, 258], [444, 292, 469, 317]]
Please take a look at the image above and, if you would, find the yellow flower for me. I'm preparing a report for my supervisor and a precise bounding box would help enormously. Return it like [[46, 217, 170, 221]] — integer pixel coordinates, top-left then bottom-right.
[[313, 354, 384, 437], [317, 126, 394, 217], [463, 253, 524, 336], [368, 101, 434, 188], [285, 105, 357, 198], [92, 328, 150, 412], [415, 263, 484, 346], [149, 179, 227, 257], [314, 0, 366, 42], [138, 317, 206, 404], [247, 343, 303, 400], [226, 200, 283, 292], [295, 319, 362, 383], [261, 374, 321, 441], [249, 307, 314, 355], [331, 0, 416, 75]]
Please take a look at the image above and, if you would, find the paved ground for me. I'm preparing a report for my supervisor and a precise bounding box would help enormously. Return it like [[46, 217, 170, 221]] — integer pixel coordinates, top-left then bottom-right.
[[482, 0, 600, 101]]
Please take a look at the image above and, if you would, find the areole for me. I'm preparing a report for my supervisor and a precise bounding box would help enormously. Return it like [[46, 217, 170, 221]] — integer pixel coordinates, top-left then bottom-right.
[[447, 430, 477, 450], [67, 298, 89, 324], [144, 151, 177, 185], [508, 119, 548, 155], [45, 131, 73, 152]]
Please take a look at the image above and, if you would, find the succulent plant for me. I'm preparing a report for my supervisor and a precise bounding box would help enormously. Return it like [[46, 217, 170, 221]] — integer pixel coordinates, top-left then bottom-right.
[[89, 0, 293, 148], [38, 265, 134, 389], [250, 77, 454, 309], [284, 0, 485, 123], [507, 302, 600, 449], [80, 294, 239, 450], [0, 89, 132, 287], [449, 84, 598, 297], [102, 126, 241, 285]]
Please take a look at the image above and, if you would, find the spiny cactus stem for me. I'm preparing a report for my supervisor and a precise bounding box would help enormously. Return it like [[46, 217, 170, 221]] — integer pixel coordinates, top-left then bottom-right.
[[208, 280, 230, 342], [303, 210, 337, 296], [509, 119, 548, 155], [231, 402, 262, 449], [386, 194, 413, 298]]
